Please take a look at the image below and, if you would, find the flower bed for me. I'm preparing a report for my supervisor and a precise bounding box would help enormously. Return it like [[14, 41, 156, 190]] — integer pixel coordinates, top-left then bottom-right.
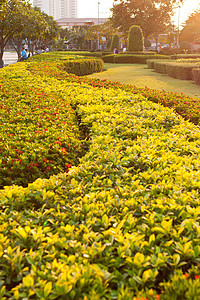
[[27, 60, 200, 125], [28, 52, 104, 76], [1, 54, 200, 298], [1, 79, 200, 298], [0, 64, 85, 187]]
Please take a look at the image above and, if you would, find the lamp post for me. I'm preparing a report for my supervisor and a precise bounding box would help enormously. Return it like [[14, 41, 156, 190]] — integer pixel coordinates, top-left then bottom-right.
[[177, 4, 181, 48], [98, 1, 100, 49]]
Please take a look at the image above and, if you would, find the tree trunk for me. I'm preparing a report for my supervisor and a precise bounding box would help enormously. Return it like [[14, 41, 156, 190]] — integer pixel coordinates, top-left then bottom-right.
[[0, 47, 4, 68]]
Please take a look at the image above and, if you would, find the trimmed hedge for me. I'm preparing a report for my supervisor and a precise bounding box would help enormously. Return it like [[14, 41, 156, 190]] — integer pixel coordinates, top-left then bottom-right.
[[171, 54, 200, 60], [62, 58, 104, 76], [193, 68, 200, 85], [28, 51, 102, 62], [2, 54, 200, 299], [102, 54, 115, 63], [2, 62, 200, 298], [166, 62, 198, 80], [102, 54, 169, 64], [153, 61, 200, 80], [154, 60, 171, 74], [146, 59, 156, 69]]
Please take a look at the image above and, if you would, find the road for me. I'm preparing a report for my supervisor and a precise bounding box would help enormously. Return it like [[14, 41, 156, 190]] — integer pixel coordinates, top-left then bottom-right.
[[3, 51, 18, 67]]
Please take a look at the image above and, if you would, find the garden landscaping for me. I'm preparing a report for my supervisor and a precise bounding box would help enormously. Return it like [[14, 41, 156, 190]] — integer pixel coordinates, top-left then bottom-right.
[[1, 52, 200, 299]]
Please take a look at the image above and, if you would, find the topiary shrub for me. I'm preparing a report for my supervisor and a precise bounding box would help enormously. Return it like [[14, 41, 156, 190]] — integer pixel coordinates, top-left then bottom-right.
[[127, 25, 144, 52], [110, 34, 120, 51]]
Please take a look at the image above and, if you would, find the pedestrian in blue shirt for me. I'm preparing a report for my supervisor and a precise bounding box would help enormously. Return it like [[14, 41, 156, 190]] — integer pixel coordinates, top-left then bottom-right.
[[20, 47, 27, 61]]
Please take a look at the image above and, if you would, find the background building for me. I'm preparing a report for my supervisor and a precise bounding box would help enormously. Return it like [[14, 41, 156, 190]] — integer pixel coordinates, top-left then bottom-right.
[[57, 17, 108, 29], [33, 0, 77, 20]]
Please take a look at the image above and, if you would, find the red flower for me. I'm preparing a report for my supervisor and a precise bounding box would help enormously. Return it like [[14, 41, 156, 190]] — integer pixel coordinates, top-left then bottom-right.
[[184, 273, 190, 280], [66, 163, 72, 169]]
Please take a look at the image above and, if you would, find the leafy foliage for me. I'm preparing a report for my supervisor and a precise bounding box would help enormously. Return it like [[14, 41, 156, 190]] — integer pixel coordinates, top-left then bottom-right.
[[1, 50, 200, 299], [180, 9, 200, 43], [110, 0, 184, 38]]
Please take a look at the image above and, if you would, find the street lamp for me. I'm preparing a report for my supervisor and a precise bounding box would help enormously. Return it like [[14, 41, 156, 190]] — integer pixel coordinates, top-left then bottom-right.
[[177, 4, 181, 48], [98, 1, 100, 25], [98, 1, 100, 49]]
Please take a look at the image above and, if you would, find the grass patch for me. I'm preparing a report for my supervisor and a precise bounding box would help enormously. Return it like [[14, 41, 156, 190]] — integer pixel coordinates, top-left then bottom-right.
[[87, 63, 200, 98]]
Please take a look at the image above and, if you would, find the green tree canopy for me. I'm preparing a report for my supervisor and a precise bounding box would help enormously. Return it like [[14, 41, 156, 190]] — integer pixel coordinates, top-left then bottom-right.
[[110, 0, 184, 39], [0, 0, 31, 67], [180, 9, 200, 43]]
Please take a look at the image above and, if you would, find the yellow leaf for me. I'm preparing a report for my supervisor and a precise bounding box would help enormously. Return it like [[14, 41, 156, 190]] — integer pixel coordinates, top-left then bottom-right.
[[22, 275, 34, 287]]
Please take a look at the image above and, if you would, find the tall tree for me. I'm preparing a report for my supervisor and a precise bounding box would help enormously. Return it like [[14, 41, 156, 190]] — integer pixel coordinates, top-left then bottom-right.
[[110, 0, 184, 39], [85, 21, 117, 50], [10, 6, 45, 59], [180, 9, 200, 44], [0, 0, 30, 67], [38, 9, 60, 49]]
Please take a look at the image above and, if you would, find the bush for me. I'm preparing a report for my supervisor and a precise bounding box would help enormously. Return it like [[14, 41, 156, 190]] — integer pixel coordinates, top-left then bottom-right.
[[193, 68, 200, 85], [63, 58, 104, 75], [2, 53, 200, 298], [153, 60, 200, 80], [127, 25, 144, 52], [102, 54, 115, 63], [102, 54, 169, 64], [171, 54, 200, 60], [166, 62, 197, 80], [102, 51, 113, 56], [144, 38, 151, 49], [154, 60, 171, 74], [110, 34, 120, 51], [146, 59, 156, 69], [3, 60, 200, 298], [180, 41, 192, 51]]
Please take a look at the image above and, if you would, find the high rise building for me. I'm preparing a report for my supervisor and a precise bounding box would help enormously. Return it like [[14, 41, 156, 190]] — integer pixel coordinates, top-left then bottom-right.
[[33, 0, 77, 20]]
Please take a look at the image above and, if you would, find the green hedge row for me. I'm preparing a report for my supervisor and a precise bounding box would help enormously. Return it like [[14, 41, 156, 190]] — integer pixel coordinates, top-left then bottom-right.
[[29, 54, 104, 76], [149, 60, 200, 81], [193, 68, 200, 85], [2, 63, 200, 298], [62, 58, 104, 76], [171, 54, 200, 60], [102, 54, 169, 64]]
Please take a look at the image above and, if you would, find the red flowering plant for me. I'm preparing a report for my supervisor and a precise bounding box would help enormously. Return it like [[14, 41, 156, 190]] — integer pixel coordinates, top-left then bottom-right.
[[0, 67, 85, 187], [27, 60, 200, 125]]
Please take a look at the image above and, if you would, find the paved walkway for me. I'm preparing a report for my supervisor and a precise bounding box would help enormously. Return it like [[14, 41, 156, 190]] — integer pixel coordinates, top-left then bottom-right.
[[3, 51, 18, 67]]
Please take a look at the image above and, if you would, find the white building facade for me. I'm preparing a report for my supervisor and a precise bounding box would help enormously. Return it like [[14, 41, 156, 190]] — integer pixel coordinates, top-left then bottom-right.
[[33, 0, 77, 20]]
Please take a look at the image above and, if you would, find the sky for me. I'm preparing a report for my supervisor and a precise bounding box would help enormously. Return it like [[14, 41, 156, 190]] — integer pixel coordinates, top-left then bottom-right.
[[78, 0, 200, 28]]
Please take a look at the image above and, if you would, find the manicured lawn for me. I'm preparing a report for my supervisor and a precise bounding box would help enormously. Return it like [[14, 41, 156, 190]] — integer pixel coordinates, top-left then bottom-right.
[[87, 63, 200, 98]]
